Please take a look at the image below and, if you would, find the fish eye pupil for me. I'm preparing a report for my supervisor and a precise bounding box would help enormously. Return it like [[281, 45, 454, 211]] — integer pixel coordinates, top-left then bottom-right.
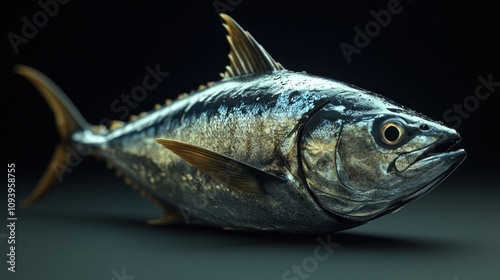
[[384, 126, 399, 142], [384, 125, 400, 142], [379, 121, 405, 146]]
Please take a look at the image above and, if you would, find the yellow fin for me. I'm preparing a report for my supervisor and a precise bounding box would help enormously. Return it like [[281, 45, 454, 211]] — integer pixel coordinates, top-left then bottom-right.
[[142, 191, 183, 225], [124, 177, 132, 185], [147, 212, 183, 225], [22, 144, 67, 207], [219, 13, 284, 78], [224, 226, 273, 231], [177, 92, 188, 99], [120, 174, 182, 225], [109, 120, 124, 131], [155, 138, 285, 195], [14, 65, 90, 207], [91, 125, 107, 134]]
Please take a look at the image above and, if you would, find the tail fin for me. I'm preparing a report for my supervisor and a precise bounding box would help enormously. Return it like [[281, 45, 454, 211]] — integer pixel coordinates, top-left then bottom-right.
[[14, 65, 90, 207]]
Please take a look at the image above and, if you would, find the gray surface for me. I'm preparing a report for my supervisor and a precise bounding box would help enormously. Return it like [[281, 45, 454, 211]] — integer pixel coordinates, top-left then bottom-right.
[[1, 166, 499, 280]]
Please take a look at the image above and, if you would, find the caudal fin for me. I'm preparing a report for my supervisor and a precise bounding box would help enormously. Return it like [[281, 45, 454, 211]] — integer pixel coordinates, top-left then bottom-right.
[[14, 65, 90, 207]]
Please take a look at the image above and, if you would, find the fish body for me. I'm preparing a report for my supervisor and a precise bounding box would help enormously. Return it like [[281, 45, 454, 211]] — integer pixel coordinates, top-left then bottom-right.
[[16, 14, 466, 233], [79, 71, 367, 232]]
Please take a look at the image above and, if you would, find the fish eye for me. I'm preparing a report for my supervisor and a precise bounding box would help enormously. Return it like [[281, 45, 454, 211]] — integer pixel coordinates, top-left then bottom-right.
[[380, 120, 405, 146]]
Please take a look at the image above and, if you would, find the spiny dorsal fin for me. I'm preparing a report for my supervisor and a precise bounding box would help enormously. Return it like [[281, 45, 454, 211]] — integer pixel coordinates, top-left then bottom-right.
[[155, 138, 286, 195], [104, 14, 281, 129], [220, 13, 284, 78]]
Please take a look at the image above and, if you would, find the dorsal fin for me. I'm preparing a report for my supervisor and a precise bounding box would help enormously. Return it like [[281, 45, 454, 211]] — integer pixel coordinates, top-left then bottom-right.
[[219, 13, 284, 78]]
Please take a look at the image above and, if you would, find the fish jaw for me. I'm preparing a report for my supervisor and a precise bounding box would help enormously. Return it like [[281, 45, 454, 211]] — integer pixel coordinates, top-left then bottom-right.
[[352, 123, 467, 221], [390, 123, 467, 196], [392, 126, 465, 174]]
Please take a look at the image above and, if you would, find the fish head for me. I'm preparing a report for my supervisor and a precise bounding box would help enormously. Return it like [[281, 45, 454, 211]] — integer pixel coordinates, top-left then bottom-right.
[[300, 96, 466, 223]]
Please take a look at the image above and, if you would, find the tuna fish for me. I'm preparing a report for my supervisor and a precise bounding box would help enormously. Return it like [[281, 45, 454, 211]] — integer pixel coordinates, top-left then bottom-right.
[[16, 14, 466, 233]]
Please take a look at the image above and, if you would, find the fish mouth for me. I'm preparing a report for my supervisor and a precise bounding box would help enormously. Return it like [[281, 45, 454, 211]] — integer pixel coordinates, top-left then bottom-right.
[[349, 143, 467, 223], [326, 135, 466, 223], [379, 149, 467, 217], [392, 134, 466, 173]]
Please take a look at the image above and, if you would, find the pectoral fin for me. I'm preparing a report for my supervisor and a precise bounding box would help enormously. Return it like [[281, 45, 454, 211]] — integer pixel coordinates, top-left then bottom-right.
[[155, 138, 285, 195]]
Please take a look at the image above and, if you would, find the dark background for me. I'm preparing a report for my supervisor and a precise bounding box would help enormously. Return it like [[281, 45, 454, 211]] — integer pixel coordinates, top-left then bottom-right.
[[3, 0, 499, 172], [2, 1, 499, 279]]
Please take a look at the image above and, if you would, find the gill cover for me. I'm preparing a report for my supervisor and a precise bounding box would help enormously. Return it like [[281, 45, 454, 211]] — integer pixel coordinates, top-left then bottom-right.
[[299, 104, 347, 218]]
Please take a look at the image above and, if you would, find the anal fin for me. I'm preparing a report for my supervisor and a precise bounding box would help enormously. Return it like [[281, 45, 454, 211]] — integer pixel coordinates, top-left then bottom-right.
[[223, 226, 274, 231], [141, 190, 183, 225], [113, 167, 183, 226], [147, 211, 183, 225]]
